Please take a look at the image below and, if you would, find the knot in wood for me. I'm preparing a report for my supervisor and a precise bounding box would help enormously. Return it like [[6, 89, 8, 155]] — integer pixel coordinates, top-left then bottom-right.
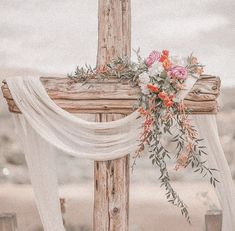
[[113, 207, 119, 214], [193, 88, 201, 94], [212, 85, 217, 90]]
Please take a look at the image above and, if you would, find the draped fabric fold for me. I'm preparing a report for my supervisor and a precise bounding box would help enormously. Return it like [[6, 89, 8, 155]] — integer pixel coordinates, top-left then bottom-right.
[[193, 115, 235, 230], [8, 76, 142, 161], [6, 76, 235, 231]]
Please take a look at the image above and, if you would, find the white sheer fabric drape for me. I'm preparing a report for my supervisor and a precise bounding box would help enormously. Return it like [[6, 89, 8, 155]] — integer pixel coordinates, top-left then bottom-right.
[[15, 116, 65, 231], [8, 76, 141, 160], [194, 115, 235, 230], [6, 76, 235, 231]]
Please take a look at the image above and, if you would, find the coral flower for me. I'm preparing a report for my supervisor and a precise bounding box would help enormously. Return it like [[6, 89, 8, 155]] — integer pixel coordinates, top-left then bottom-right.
[[196, 67, 204, 76], [147, 84, 159, 93], [138, 107, 148, 116], [159, 50, 170, 63], [164, 100, 174, 107], [163, 59, 171, 70], [162, 50, 169, 56], [158, 91, 167, 100]]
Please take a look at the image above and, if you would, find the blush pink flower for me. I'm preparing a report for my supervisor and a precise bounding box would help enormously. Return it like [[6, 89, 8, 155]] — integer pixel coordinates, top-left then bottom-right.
[[146, 50, 161, 67], [167, 66, 188, 80]]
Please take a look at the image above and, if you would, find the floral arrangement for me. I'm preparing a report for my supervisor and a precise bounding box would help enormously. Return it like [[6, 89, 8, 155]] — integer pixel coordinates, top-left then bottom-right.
[[69, 49, 218, 223]]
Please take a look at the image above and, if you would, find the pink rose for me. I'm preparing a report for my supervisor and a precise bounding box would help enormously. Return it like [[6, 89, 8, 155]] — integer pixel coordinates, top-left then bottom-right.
[[146, 50, 161, 67], [167, 66, 188, 80]]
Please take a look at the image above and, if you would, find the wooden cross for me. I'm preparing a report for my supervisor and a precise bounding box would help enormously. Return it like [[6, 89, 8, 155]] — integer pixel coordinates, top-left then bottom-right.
[[1, 0, 220, 230]]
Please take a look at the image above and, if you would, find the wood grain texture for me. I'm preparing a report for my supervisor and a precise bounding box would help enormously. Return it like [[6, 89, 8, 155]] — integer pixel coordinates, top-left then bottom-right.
[[97, 0, 131, 66], [1, 75, 220, 114], [0, 213, 17, 231], [94, 114, 129, 231], [94, 0, 131, 230], [205, 210, 222, 231]]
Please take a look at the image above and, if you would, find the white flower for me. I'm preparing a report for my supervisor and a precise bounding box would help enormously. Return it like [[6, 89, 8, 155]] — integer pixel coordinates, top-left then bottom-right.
[[138, 72, 150, 95], [170, 55, 187, 66], [149, 61, 164, 76], [139, 72, 150, 83]]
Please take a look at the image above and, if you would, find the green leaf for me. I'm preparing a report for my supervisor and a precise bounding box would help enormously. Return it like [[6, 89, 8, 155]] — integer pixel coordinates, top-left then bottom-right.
[[173, 97, 180, 103]]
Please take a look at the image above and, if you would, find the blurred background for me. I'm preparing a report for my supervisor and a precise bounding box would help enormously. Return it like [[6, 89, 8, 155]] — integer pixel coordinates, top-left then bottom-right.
[[0, 0, 234, 230]]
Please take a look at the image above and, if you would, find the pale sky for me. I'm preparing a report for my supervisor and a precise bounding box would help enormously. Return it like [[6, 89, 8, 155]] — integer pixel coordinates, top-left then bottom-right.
[[0, 0, 234, 86]]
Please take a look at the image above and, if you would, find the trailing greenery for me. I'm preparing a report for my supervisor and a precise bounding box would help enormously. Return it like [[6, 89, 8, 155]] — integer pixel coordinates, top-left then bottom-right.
[[68, 49, 219, 223]]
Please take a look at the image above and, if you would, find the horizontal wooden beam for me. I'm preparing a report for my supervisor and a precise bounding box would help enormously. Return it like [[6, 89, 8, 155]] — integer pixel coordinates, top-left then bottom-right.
[[1, 75, 220, 114]]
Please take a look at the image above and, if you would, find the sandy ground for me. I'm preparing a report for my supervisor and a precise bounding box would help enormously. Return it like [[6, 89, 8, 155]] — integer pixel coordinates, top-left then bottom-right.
[[0, 182, 220, 231]]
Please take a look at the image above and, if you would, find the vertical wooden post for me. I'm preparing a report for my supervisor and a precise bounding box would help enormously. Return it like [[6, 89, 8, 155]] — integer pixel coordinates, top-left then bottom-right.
[[60, 198, 66, 225], [0, 213, 17, 231], [96, 0, 131, 66], [205, 210, 222, 231], [94, 1, 131, 231]]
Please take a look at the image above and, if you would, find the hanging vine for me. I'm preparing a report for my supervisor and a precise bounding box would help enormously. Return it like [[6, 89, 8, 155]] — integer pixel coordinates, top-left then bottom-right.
[[69, 49, 219, 223]]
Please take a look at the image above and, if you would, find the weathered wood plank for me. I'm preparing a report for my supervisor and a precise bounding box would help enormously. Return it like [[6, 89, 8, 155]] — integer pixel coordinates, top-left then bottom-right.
[[4, 96, 218, 114], [94, 114, 129, 231], [0, 213, 17, 231], [186, 75, 220, 101], [1, 75, 220, 114], [94, 0, 131, 230], [2, 75, 220, 100], [2, 78, 141, 100], [205, 210, 222, 231], [184, 100, 218, 113], [60, 198, 66, 225]]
